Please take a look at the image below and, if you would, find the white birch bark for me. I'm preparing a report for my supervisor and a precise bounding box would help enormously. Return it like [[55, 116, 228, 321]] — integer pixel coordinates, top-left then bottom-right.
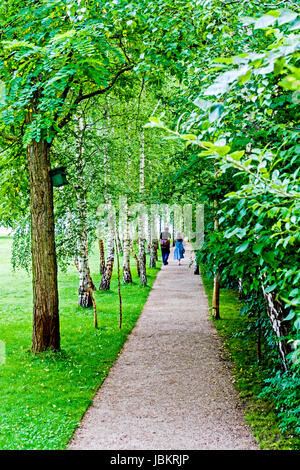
[[149, 208, 156, 268], [115, 224, 123, 255], [99, 103, 115, 290], [138, 133, 147, 286], [261, 282, 291, 372], [99, 214, 115, 290], [122, 200, 132, 283], [75, 116, 93, 307], [147, 212, 151, 254]]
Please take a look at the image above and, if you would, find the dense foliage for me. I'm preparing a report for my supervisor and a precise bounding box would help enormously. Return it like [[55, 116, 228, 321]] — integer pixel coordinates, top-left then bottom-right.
[[146, 2, 300, 435]]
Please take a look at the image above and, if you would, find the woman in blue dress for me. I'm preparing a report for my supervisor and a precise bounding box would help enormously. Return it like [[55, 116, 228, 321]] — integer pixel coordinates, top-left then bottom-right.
[[174, 232, 185, 265]]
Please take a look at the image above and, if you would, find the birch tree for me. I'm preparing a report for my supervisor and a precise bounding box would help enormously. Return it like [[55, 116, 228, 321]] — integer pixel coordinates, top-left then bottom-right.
[[138, 133, 147, 286], [74, 115, 95, 307]]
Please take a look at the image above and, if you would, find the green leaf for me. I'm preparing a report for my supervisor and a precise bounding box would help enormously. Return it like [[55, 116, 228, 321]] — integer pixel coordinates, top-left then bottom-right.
[[209, 105, 223, 123], [213, 57, 233, 65], [278, 9, 298, 26], [264, 284, 277, 293], [254, 15, 277, 30], [204, 81, 229, 96], [235, 241, 250, 253], [193, 97, 213, 111], [229, 151, 244, 161], [252, 243, 263, 255], [238, 69, 251, 84], [283, 312, 296, 321]]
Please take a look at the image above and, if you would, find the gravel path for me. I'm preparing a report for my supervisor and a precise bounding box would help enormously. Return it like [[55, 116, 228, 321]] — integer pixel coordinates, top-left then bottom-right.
[[69, 245, 258, 450]]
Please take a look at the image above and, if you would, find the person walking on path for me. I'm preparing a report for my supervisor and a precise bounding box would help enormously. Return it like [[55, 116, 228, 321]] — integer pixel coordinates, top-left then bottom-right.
[[160, 227, 171, 265], [174, 232, 185, 265]]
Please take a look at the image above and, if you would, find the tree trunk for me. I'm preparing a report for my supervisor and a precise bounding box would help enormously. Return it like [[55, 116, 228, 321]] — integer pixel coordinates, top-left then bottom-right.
[[154, 239, 159, 261], [76, 249, 93, 307], [99, 238, 106, 274], [99, 225, 114, 290], [115, 225, 123, 255], [238, 278, 244, 299], [75, 115, 94, 307], [122, 202, 132, 283], [28, 138, 60, 352], [147, 213, 151, 254], [261, 284, 291, 372], [172, 221, 175, 247], [212, 271, 220, 319], [149, 238, 156, 268], [75, 188, 94, 307], [123, 238, 132, 283], [139, 236, 147, 286], [131, 242, 140, 276], [212, 197, 220, 319], [138, 208, 147, 286], [138, 134, 147, 286], [115, 239, 122, 329], [99, 102, 114, 291], [87, 262, 96, 291], [257, 309, 261, 364]]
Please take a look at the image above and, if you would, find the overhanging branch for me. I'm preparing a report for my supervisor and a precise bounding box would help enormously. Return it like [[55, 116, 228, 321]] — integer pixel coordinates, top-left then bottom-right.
[[57, 64, 134, 130], [0, 131, 20, 142]]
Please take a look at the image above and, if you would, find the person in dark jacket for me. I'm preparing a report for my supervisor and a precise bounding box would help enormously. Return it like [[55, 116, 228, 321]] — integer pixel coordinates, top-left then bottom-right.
[[160, 227, 171, 265]]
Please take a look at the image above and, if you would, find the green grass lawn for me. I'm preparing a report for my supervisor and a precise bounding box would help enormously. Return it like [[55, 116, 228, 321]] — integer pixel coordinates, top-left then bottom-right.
[[201, 270, 300, 451], [0, 236, 161, 450]]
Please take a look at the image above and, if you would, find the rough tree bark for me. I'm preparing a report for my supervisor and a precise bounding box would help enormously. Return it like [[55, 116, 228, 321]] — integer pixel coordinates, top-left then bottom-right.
[[99, 199, 115, 291], [28, 137, 60, 352], [149, 238, 157, 268], [99, 230, 114, 290], [99, 238, 106, 274], [212, 271, 220, 319], [76, 240, 93, 307]]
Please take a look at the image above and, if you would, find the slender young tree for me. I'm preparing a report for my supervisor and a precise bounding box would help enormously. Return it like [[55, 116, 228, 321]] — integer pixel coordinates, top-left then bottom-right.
[[212, 172, 220, 320], [74, 115, 94, 307], [99, 213, 115, 290], [138, 133, 147, 286], [99, 105, 115, 291], [99, 237, 106, 275], [122, 199, 133, 283]]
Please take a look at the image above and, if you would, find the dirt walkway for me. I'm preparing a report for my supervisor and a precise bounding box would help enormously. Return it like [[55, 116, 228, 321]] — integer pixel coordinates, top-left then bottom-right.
[[69, 245, 258, 450]]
